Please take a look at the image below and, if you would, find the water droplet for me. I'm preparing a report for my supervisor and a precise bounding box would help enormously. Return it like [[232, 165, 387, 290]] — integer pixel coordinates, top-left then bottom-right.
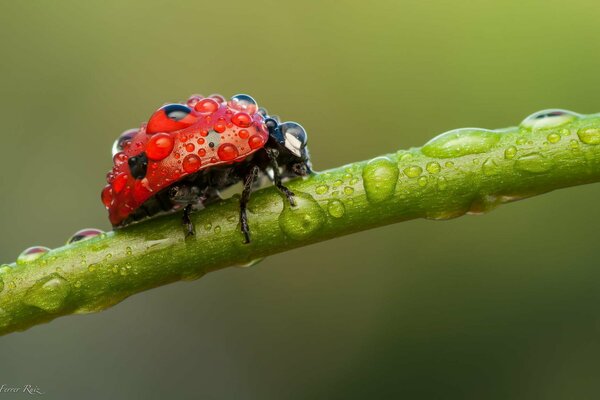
[[232, 112, 253, 128], [67, 228, 104, 245], [327, 200, 345, 218], [204, 223, 212, 231], [444, 161, 454, 168], [421, 128, 501, 158], [183, 154, 202, 173], [547, 133, 561, 144], [333, 180, 343, 187], [504, 146, 517, 159], [228, 94, 258, 114], [17, 246, 50, 265], [315, 185, 329, 195], [217, 143, 239, 161], [279, 192, 326, 240], [146, 133, 175, 161], [482, 158, 500, 175], [349, 177, 359, 185], [74, 281, 82, 288], [426, 162, 441, 174], [126, 247, 133, 256], [237, 258, 265, 268], [403, 165, 423, 178], [577, 127, 600, 145], [214, 226, 222, 234], [520, 109, 579, 130], [514, 153, 553, 173], [112, 128, 138, 157], [437, 176, 448, 190], [23, 273, 71, 313], [194, 98, 220, 114], [570, 139, 580, 149], [343, 186, 354, 195], [362, 157, 399, 203], [88, 264, 97, 272], [417, 176, 428, 187]]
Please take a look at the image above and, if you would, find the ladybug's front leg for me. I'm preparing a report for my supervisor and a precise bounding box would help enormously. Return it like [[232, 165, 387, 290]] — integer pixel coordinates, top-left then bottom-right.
[[182, 204, 195, 237], [240, 165, 259, 244], [264, 148, 296, 207]]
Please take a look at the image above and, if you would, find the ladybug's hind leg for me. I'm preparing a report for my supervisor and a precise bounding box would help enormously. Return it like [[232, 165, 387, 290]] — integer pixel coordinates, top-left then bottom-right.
[[240, 165, 259, 244], [169, 184, 204, 237], [265, 148, 296, 207]]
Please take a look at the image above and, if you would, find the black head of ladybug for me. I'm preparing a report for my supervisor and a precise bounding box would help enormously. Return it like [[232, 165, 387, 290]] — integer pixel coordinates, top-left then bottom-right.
[[266, 118, 312, 176], [146, 104, 197, 134]]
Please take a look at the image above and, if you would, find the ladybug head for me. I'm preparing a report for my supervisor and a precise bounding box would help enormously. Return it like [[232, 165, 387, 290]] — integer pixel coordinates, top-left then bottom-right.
[[266, 118, 312, 176]]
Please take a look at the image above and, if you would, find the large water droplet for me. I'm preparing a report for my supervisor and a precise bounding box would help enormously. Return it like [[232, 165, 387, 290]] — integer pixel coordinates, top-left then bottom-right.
[[577, 127, 600, 145], [421, 128, 501, 158], [228, 94, 258, 114], [520, 109, 579, 130], [426, 162, 441, 174], [403, 165, 423, 178], [514, 153, 553, 173], [67, 228, 104, 245], [504, 146, 517, 159], [23, 273, 71, 313], [482, 158, 500, 176], [17, 246, 50, 266], [112, 128, 138, 157], [327, 200, 345, 218], [279, 192, 326, 240], [362, 157, 399, 203]]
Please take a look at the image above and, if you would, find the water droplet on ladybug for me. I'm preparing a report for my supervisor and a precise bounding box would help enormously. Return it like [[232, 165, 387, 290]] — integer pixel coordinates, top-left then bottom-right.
[[217, 143, 239, 161], [214, 118, 227, 133], [520, 109, 580, 130], [232, 112, 252, 128], [183, 154, 202, 173], [210, 94, 225, 104], [146, 104, 197, 134], [194, 98, 220, 114], [186, 94, 203, 107], [185, 143, 195, 152], [198, 148, 206, 157], [101, 185, 113, 208], [228, 94, 258, 114], [17, 246, 51, 265], [238, 129, 250, 139], [146, 133, 175, 161], [113, 173, 128, 193], [113, 152, 128, 166], [112, 129, 138, 157], [248, 135, 264, 149], [67, 228, 104, 245]]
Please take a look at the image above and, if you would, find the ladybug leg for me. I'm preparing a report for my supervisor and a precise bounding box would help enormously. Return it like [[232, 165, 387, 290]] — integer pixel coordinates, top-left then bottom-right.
[[265, 148, 296, 207], [240, 165, 259, 244], [182, 204, 196, 237]]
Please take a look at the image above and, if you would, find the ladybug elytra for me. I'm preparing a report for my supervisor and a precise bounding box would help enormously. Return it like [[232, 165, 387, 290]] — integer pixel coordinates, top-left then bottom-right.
[[102, 93, 312, 243]]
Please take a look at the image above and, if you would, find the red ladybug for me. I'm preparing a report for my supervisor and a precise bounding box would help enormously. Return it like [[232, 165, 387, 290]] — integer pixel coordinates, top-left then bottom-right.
[[102, 94, 312, 243]]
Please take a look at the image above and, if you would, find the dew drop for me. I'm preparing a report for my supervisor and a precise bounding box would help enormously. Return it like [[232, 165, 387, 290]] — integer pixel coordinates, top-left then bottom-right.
[[17, 246, 50, 265], [327, 200, 346, 218], [228, 94, 258, 114], [482, 158, 500, 176], [343, 186, 354, 195], [520, 109, 579, 130], [112, 128, 138, 157], [570, 139, 580, 149], [349, 177, 359, 185], [194, 98, 220, 114], [514, 153, 553, 173], [23, 273, 71, 313], [278, 192, 326, 240], [403, 165, 423, 178], [426, 162, 441, 174], [417, 176, 428, 187], [146, 133, 175, 161], [231, 112, 252, 128], [214, 226, 222, 234], [333, 180, 343, 188], [67, 228, 104, 245], [437, 176, 448, 191], [421, 128, 501, 158], [362, 157, 399, 204], [504, 146, 517, 159], [183, 154, 202, 173], [577, 127, 600, 145], [547, 133, 561, 144], [315, 185, 329, 195], [217, 143, 239, 161]]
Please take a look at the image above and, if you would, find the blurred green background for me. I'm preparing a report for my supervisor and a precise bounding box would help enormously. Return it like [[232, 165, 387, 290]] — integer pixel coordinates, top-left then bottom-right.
[[2, 0, 600, 399]]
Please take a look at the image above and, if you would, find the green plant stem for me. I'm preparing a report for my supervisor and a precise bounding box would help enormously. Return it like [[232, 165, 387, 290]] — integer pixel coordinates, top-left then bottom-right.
[[2, 112, 600, 336]]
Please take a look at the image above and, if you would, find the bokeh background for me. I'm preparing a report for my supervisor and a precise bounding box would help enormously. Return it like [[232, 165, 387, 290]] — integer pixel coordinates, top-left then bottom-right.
[[1, 1, 600, 399]]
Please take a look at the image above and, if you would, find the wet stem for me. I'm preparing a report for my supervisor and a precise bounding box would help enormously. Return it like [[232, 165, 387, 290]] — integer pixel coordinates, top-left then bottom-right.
[[2, 109, 600, 335]]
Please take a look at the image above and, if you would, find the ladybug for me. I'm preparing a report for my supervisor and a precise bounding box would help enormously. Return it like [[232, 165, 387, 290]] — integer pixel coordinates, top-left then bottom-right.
[[102, 94, 312, 243]]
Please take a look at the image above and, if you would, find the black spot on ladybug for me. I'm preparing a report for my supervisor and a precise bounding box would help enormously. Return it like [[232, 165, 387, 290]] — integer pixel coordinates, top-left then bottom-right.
[[163, 104, 192, 121], [128, 152, 148, 180], [209, 142, 215, 148]]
